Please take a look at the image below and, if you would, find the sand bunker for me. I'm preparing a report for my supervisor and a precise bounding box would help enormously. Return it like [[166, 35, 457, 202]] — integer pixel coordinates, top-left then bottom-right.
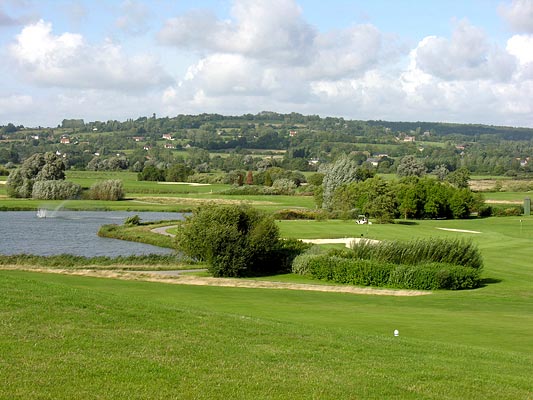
[[157, 182, 211, 186], [301, 238, 379, 248], [437, 228, 481, 234]]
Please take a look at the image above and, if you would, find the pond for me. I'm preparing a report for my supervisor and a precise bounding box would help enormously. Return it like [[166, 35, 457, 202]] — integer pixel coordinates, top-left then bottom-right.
[[0, 211, 184, 257]]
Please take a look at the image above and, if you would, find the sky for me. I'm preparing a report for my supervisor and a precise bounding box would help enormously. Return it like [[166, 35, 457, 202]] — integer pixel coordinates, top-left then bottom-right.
[[1, 0, 533, 128]]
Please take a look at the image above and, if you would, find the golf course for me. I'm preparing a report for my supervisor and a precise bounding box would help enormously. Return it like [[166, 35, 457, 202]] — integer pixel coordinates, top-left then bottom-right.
[[1, 213, 532, 399]]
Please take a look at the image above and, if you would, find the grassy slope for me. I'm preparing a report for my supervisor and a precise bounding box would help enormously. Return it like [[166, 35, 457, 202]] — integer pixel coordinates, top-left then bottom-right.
[[1, 216, 532, 399]]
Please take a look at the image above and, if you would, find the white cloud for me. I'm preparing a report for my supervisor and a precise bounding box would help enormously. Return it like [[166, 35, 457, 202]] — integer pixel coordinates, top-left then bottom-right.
[[9, 19, 172, 92], [507, 34, 533, 64], [414, 20, 516, 81], [309, 24, 397, 80], [0, 94, 32, 112], [3, 2, 533, 128], [507, 34, 533, 79], [159, 0, 316, 65], [116, 0, 151, 35], [499, 0, 533, 33]]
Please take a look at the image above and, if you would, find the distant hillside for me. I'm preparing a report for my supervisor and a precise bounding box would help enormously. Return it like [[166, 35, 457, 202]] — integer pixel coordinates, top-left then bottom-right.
[[366, 120, 533, 140]]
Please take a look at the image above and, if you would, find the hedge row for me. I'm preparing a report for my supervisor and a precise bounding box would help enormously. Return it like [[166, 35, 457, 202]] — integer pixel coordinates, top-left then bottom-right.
[[292, 254, 481, 290]]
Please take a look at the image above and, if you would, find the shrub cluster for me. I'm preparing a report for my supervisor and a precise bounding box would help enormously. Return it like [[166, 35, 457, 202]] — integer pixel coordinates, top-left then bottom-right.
[[273, 209, 328, 220], [89, 179, 125, 201], [490, 205, 523, 217], [31, 180, 82, 200], [292, 237, 483, 290], [223, 185, 279, 195]]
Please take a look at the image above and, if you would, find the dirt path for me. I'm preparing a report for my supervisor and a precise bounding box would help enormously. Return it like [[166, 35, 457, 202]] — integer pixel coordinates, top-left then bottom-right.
[[0, 266, 431, 297]]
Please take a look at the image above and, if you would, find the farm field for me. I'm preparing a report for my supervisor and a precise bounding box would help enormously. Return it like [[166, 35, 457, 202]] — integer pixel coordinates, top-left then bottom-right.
[[1, 216, 532, 399]]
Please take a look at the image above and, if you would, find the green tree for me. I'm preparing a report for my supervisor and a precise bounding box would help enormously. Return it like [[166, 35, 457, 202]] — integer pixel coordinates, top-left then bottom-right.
[[396, 155, 426, 177], [138, 165, 165, 181], [175, 205, 283, 277], [6, 152, 65, 198], [449, 188, 474, 218], [432, 164, 449, 181], [166, 163, 193, 182], [447, 167, 470, 188], [396, 180, 421, 219], [321, 154, 372, 210], [264, 171, 273, 187]]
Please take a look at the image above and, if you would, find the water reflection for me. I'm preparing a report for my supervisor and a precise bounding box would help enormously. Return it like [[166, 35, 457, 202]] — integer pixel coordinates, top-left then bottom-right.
[[0, 211, 184, 257]]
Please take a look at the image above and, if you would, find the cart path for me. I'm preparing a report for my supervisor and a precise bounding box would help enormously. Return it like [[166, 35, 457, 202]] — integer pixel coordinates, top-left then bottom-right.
[[150, 225, 178, 237]]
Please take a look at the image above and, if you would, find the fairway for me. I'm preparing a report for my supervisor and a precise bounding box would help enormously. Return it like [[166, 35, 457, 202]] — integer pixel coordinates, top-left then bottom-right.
[[1, 216, 532, 399]]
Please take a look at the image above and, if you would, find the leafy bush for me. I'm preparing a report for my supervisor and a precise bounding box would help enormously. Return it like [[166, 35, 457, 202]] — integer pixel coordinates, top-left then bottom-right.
[[0, 166, 9, 176], [31, 180, 82, 200], [89, 179, 125, 201], [124, 215, 141, 225], [275, 239, 312, 274], [176, 205, 307, 277], [271, 178, 297, 195]]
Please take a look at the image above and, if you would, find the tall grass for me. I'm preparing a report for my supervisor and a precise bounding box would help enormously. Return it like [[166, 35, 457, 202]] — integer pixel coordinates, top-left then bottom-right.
[[292, 253, 481, 290], [350, 237, 483, 270], [0, 253, 183, 268]]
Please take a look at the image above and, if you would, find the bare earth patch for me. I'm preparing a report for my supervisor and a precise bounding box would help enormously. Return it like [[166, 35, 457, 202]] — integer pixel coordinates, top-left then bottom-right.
[[436, 228, 482, 234], [0, 181, 6, 185], [0, 266, 430, 297]]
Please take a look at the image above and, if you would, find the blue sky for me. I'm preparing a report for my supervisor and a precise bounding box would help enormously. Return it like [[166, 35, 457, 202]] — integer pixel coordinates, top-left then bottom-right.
[[1, 0, 533, 127]]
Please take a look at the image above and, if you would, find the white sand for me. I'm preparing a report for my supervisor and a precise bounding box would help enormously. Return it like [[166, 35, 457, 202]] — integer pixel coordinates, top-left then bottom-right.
[[157, 182, 211, 186], [301, 238, 379, 248], [436, 228, 481, 234]]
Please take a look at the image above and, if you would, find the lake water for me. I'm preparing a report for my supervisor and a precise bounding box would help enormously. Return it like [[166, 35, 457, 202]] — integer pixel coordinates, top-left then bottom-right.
[[0, 211, 184, 257]]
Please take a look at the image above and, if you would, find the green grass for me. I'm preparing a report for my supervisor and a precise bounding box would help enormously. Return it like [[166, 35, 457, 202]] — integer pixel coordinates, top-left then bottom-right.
[[1, 171, 316, 211], [97, 221, 177, 248], [1, 216, 532, 398], [483, 191, 532, 202]]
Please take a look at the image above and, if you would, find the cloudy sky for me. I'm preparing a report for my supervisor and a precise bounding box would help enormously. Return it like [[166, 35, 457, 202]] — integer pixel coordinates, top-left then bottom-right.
[[1, 0, 533, 127]]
